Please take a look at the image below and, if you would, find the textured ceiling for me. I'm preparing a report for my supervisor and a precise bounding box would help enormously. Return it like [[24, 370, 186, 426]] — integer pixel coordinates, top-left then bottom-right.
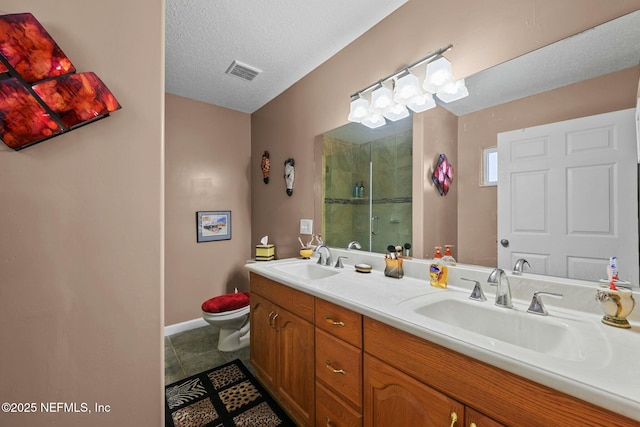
[[165, 0, 407, 114]]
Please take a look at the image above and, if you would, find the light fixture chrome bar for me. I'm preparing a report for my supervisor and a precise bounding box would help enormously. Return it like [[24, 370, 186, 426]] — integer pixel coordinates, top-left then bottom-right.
[[350, 43, 453, 98]]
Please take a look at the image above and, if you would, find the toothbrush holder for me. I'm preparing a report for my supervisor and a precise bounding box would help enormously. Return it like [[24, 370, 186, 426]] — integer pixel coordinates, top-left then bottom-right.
[[595, 284, 635, 328], [384, 258, 403, 279]]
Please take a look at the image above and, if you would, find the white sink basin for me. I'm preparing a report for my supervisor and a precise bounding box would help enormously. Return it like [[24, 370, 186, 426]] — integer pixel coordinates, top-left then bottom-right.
[[403, 291, 609, 365], [271, 261, 341, 280]]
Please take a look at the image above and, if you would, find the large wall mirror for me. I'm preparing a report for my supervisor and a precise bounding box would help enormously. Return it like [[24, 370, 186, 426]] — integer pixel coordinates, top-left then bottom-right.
[[318, 10, 640, 284]]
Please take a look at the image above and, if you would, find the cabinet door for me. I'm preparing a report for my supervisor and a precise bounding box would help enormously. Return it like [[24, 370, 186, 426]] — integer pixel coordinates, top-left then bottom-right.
[[277, 306, 315, 426], [364, 354, 464, 427], [250, 293, 277, 387], [466, 407, 505, 427]]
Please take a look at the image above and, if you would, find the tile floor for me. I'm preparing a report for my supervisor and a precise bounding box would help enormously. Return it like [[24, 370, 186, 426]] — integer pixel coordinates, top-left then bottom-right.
[[164, 325, 252, 385]]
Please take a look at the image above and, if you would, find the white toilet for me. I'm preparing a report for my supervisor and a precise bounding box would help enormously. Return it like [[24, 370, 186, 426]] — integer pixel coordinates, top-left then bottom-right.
[[201, 292, 251, 352]]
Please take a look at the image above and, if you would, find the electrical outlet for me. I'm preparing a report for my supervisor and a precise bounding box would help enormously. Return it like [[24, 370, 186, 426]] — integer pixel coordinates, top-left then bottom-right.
[[300, 219, 313, 235]]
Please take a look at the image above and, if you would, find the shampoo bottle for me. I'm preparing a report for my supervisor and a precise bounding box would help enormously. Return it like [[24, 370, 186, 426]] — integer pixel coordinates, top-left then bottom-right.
[[353, 183, 359, 198], [429, 246, 448, 288]]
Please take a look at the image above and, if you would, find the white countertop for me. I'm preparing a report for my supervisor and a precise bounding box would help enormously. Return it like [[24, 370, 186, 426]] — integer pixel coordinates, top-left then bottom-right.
[[245, 249, 640, 421]]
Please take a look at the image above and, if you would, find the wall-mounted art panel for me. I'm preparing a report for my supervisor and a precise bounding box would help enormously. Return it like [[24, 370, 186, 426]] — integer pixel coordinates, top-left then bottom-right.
[[0, 12, 120, 150], [33, 72, 121, 129], [0, 77, 63, 149], [0, 13, 75, 83]]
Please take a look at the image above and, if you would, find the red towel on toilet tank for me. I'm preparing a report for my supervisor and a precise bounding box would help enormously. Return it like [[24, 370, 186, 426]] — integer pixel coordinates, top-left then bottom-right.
[[201, 291, 250, 313]]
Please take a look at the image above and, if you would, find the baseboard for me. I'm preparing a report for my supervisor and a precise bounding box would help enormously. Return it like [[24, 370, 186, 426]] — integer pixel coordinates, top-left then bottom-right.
[[164, 317, 208, 336]]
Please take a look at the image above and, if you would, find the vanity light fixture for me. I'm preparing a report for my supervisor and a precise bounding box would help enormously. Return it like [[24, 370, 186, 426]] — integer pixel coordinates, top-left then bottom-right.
[[348, 44, 468, 128]]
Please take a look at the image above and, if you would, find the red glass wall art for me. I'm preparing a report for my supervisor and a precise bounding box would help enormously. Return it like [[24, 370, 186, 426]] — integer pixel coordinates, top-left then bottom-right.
[[432, 153, 454, 196], [33, 72, 121, 129], [0, 13, 75, 83], [0, 78, 62, 149], [0, 12, 120, 150]]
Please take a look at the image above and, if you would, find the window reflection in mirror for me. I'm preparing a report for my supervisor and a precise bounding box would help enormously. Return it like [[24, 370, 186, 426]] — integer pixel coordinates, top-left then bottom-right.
[[322, 115, 412, 254]]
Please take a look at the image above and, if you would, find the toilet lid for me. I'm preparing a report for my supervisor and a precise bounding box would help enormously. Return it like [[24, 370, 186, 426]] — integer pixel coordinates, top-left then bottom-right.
[[201, 291, 250, 313]]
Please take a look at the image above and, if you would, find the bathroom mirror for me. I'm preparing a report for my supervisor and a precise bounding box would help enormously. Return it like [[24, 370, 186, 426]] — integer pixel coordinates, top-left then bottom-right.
[[319, 10, 640, 281]]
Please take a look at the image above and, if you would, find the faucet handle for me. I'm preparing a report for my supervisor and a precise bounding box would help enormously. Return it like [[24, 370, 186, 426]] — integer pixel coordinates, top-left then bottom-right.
[[335, 256, 347, 268], [462, 278, 486, 302], [527, 291, 563, 316]]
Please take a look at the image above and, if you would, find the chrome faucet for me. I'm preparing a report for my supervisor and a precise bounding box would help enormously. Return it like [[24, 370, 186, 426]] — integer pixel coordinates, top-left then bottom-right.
[[314, 244, 332, 266], [487, 268, 513, 308], [513, 258, 530, 275], [346, 241, 362, 250]]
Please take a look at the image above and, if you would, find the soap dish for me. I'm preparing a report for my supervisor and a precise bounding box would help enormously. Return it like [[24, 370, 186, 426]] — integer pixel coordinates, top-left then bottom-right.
[[355, 263, 372, 273]]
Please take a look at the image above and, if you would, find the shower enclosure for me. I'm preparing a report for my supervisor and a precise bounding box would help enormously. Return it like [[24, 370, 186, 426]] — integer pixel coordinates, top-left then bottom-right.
[[322, 120, 412, 254]]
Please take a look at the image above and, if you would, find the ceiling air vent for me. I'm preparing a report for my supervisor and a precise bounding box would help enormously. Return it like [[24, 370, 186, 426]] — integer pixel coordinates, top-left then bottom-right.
[[225, 60, 261, 82]]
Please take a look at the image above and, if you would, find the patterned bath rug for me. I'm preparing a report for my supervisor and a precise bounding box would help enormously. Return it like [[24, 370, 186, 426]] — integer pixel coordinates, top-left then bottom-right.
[[165, 359, 296, 427]]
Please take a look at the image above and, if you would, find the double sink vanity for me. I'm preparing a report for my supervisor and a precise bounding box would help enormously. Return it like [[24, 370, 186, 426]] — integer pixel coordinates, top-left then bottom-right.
[[246, 248, 640, 426]]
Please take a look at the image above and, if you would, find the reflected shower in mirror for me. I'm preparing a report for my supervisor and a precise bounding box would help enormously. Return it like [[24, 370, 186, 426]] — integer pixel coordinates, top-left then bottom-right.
[[322, 115, 412, 254]]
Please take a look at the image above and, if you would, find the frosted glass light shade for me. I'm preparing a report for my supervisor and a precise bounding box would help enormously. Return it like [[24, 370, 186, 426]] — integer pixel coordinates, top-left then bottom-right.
[[436, 79, 469, 103], [361, 113, 386, 129], [370, 86, 394, 112], [423, 57, 454, 94], [383, 103, 409, 121], [348, 97, 370, 123], [407, 92, 436, 113], [393, 73, 421, 105]]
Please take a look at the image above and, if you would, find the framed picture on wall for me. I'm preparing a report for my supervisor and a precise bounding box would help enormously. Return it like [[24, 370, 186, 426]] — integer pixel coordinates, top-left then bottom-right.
[[196, 211, 231, 242]]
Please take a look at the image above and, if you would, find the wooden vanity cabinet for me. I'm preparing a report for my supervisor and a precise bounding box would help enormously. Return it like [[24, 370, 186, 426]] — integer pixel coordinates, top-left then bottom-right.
[[315, 298, 364, 427], [363, 317, 636, 427], [250, 273, 315, 426]]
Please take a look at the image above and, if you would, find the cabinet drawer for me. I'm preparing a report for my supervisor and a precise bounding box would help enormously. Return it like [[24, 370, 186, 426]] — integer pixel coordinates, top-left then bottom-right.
[[315, 298, 362, 348], [316, 329, 362, 410], [250, 272, 314, 322], [316, 382, 362, 427]]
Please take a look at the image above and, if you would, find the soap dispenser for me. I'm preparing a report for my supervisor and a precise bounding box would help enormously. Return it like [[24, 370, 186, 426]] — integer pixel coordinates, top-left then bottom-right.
[[442, 245, 456, 266], [429, 246, 448, 288]]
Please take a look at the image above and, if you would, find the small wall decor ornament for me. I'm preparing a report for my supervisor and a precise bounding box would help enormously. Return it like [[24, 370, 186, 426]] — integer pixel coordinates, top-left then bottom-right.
[[432, 153, 453, 196], [284, 157, 295, 196], [260, 150, 270, 184]]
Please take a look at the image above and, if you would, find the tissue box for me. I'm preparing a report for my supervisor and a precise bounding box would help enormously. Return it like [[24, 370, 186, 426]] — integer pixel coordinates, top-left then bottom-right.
[[255, 244, 275, 261]]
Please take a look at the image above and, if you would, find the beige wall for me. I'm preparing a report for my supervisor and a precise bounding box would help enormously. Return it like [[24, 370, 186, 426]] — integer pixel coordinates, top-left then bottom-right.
[[415, 107, 458, 259], [165, 94, 251, 326], [0, 2, 163, 426], [251, 0, 640, 260], [458, 66, 640, 266]]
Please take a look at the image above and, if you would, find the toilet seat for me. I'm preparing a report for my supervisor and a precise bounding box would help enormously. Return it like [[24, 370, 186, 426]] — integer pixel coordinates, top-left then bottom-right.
[[202, 305, 249, 321]]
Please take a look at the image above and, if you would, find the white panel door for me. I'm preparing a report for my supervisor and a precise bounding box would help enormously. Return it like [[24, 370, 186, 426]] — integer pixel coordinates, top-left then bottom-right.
[[498, 109, 639, 286]]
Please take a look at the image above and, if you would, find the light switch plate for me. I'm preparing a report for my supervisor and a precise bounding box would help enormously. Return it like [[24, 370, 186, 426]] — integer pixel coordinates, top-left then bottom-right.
[[300, 219, 313, 235]]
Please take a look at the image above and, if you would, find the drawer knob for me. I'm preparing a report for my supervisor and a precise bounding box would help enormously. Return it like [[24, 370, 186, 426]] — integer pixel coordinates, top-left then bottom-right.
[[325, 359, 346, 375], [449, 412, 458, 427], [325, 316, 345, 327], [325, 416, 332, 426]]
